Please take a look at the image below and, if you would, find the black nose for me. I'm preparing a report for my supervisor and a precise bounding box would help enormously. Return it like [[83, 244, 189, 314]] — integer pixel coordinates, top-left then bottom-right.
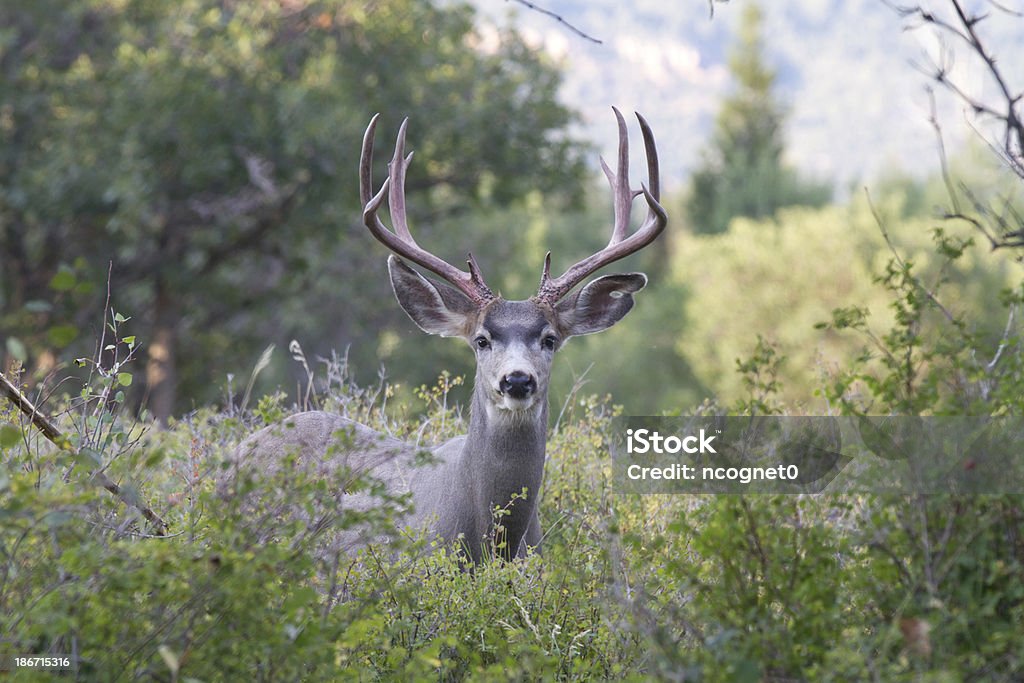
[[500, 371, 536, 400]]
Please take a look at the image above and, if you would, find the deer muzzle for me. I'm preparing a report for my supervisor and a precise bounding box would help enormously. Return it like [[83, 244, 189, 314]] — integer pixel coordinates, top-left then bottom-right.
[[499, 371, 537, 400]]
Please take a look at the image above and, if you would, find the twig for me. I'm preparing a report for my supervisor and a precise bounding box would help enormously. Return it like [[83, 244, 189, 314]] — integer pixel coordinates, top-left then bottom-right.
[[1, 372, 68, 447], [865, 190, 961, 330], [926, 88, 962, 215], [869, 539, 915, 587], [708, 0, 730, 19], [506, 0, 603, 45], [0, 371, 169, 535], [552, 362, 592, 435], [986, 304, 1017, 373]]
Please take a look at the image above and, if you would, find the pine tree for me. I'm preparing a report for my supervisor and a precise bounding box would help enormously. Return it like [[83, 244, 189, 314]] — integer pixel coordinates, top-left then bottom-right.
[[687, 4, 830, 234]]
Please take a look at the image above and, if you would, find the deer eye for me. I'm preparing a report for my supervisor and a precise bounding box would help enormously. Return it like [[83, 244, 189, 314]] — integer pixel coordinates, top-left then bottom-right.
[[542, 335, 559, 351], [474, 336, 490, 350]]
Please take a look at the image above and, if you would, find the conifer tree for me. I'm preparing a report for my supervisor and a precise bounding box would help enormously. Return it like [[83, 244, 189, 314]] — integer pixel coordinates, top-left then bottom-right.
[[687, 4, 830, 234]]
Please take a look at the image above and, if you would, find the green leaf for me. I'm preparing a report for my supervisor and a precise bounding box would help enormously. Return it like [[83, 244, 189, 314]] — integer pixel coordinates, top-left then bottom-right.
[[122, 335, 136, 347], [73, 280, 96, 296], [113, 312, 128, 323], [47, 324, 79, 348], [0, 424, 22, 449], [77, 447, 103, 467], [144, 450, 166, 468], [117, 372, 134, 387], [49, 269, 77, 291], [281, 585, 318, 614]]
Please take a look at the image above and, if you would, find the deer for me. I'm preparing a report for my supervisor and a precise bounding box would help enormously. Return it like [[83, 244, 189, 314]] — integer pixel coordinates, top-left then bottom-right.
[[225, 108, 667, 565]]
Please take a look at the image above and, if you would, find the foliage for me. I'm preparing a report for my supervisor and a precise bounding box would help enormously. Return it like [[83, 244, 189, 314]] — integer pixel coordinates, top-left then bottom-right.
[[676, 195, 1022, 408], [3, 364, 1023, 679], [685, 3, 831, 235]]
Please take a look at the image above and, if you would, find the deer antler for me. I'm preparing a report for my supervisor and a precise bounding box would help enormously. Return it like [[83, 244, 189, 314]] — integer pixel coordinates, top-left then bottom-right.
[[534, 107, 667, 305], [360, 114, 495, 306]]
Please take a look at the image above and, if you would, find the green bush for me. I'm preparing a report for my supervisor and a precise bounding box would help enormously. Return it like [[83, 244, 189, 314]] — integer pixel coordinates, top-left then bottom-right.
[[3, 370, 1022, 680]]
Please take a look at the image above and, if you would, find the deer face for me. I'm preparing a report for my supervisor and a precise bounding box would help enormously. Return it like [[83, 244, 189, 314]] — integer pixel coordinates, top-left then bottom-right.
[[387, 256, 648, 414], [469, 300, 558, 413]]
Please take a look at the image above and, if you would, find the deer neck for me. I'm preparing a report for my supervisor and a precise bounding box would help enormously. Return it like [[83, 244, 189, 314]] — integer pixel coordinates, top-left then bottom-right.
[[458, 382, 548, 558]]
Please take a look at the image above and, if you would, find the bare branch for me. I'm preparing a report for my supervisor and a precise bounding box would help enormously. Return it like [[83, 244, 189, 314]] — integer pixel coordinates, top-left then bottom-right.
[[927, 87, 962, 214], [985, 0, 1023, 17], [898, 0, 1023, 166], [708, 0, 730, 20], [506, 0, 603, 45], [896, 0, 1024, 252], [1, 371, 67, 446]]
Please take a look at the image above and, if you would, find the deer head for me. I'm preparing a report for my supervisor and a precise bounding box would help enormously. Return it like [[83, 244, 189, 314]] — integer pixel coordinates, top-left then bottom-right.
[[359, 108, 667, 422]]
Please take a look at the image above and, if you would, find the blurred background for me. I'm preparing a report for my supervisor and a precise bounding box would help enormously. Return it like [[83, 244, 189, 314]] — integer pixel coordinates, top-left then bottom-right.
[[2, 0, 1022, 421]]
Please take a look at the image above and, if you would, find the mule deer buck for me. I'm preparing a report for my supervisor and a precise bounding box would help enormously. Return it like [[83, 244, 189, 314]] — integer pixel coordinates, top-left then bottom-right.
[[227, 108, 666, 564]]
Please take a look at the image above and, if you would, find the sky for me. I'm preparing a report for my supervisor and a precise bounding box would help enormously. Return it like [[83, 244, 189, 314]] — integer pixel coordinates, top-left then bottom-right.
[[457, 0, 1024, 193]]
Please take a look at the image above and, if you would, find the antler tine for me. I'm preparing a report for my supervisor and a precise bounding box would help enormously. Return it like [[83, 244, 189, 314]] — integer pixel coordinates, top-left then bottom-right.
[[360, 115, 495, 306], [603, 106, 633, 246], [535, 109, 668, 304], [388, 118, 416, 244], [636, 111, 661, 204], [359, 113, 382, 207]]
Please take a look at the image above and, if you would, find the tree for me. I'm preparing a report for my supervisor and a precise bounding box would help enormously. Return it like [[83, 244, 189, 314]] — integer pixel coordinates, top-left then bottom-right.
[[686, 3, 830, 235], [0, 0, 586, 420]]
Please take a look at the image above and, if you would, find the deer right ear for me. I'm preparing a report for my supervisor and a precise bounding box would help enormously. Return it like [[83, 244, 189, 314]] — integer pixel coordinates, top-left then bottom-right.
[[387, 256, 476, 337]]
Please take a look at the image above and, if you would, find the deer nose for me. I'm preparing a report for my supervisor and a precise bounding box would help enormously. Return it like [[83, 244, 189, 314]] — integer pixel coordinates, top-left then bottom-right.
[[500, 371, 536, 400]]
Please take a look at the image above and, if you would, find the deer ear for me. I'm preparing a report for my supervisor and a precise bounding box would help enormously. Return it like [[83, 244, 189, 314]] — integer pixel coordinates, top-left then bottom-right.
[[555, 273, 647, 337], [388, 256, 475, 337]]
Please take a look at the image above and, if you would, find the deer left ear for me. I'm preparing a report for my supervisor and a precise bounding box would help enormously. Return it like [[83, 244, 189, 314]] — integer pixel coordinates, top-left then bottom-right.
[[555, 273, 647, 337]]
